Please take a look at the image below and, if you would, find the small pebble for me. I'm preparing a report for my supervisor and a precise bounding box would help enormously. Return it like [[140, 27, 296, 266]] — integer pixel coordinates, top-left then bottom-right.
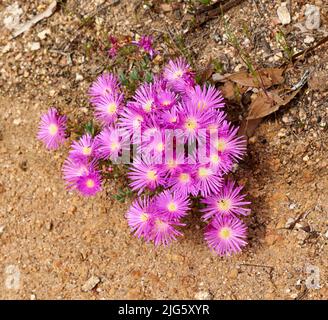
[[248, 136, 257, 144], [285, 218, 295, 228], [305, 4, 321, 30], [194, 290, 213, 300], [82, 276, 100, 292], [277, 3, 291, 25], [304, 36, 315, 44], [13, 118, 21, 125], [76, 73, 83, 82], [37, 29, 51, 40], [28, 42, 41, 51]]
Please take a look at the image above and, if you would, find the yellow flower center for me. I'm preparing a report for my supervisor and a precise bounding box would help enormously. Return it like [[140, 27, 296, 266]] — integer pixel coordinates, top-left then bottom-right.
[[179, 173, 190, 183], [219, 227, 231, 240], [107, 102, 117, 114], [185, 118, 197, 131], [110, 141, 120, 151], [216, 139, 227, 152], [173, 69, 183, 79], [48, 124, 58, 136], [167, 202, 177, 212], [144, 100, 153, 112], [156, 142, 164, 152], [162, 100, 171, 106], [167, 159, 177, 169], [146, 170, 157, 181], [140, 212, 149, 222], [198, 167, 211, 178], [86, 179, 95, 188], [170, 116, 177, 123], [210, 154, 220, 164], [82, 146, 92, 155], [218, 199, 231, 211]]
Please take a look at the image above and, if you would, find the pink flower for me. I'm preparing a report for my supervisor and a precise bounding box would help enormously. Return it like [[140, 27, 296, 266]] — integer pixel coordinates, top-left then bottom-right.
[[168, 165, 197, 196], [154, 190, 190, 219], [163, 58, 195, 93], [92, 92, 124, 126], [128, 157, 165, 194], [194, 164, 223, 197], [76, 171, 102, 196], [204, 215, 247, 256], [211, 121, 247, 162], [201, 180, 250, 220], [185, 84, 225, 111], [69, 133, 96, 161], [151, 215, 184, 246], [37, 107, 67, 150], [95, 126, 129, 161], [126, 196, 154, 240], [88, 73, 120, 101]]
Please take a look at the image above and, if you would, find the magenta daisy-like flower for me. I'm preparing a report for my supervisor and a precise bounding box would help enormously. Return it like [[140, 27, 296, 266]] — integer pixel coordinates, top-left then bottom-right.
[[140, 129, 165, 162], [128, 157, 165, 194], [201, 180, 250, 220], [88, 73, 120, 100], [155, 89, 177, 109], [126, 196, 154, 240], [206, 110, 226, 134], [194, 164, 223, 197], [76, 171, 102, 196], [207, 151, 233, 174], [151, 215, 184, 246], [179, 101, 214, 142], [37, 107, 67, 150], [211, 121, 247, 162], [158, 105, 181, 129], [168, 165, 197, 196], [163, 58, 195, 93], [153, 75, 168, 92], [160, 147, 185, 178], [69, 133, 96, 161], [154, 190, 190, 219], [62, 157, 97, 189], [95, 126, 128, 161], [93, 92, 124, 126], [186, 84, 225, 111], [204, 215, 247, 256], [132, 83, 156, 114], [119, 103, 145, 137]]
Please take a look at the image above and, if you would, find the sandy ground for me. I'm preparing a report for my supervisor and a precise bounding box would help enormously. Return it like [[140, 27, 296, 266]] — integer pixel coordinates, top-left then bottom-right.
[[0, 0, 327, 299]]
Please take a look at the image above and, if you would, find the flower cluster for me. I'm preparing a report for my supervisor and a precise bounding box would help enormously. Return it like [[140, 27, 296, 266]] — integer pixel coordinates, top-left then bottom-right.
[[37, 57, 251, 256]]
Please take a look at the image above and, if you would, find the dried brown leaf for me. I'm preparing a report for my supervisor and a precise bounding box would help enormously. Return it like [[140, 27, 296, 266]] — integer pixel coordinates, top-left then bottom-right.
[[238, 118, 263, 138], [219, 81, 247, 102], [226, 68, 284, 88], [247, 88, 301, 120]]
